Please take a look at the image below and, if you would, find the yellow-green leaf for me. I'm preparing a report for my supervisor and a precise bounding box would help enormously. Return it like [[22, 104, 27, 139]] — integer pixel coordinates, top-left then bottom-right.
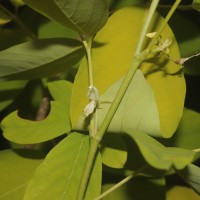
[[70, 7, 185, 138], [0, 149, 43, 200], [24, 133, 102, 200]]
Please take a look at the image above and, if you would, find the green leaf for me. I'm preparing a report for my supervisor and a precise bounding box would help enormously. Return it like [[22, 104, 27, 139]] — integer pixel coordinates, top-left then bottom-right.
[[38, 20, 78, 39], [10, 0, 25, 7], [125, 129, 195, 170], [0, 29, 27, 51], [23, 0, 109, 37], [75, 69, 160, 137], [0, 8, 12, 25], [178, 164, 200, 195], [0, 149, 43, 200], [2, 80, 72, 144], [167, 186, 200, 200], [102, 177, 165, 200], [158, 108, 200, 150], [0, 80, 27, 111], [70, 7, 185, 138], [100, 133, 127, 169], [47, 80, 72, 103], [108, 0, 148, 11], [0, 38, 84, 80], [192, 0, 200, 11], [24, 132, 102, 200]]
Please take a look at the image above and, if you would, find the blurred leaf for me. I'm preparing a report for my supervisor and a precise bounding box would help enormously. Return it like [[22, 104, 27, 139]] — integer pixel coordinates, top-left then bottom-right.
[[0, 149, 43, 200], [102, 177, 165, 200], [178, 164, 200, 195], [100, 134, 127, 169], [2, 80, 72, 144], [125, 129, 195, 170], [0, 8, 12, 25], [167, 186, 200, 200], [75, 70, 160, 136], [108, 0, 148, 11], [0, 80, 27, 111], [10, 0, 25, 7], [24, 132, 102, 200], [23, 0, 109, 37], [0, 29, 28, 50], [193, 0, 200, 11], [71, 7, 185, 138], [0, 38, 84, 80], [158, 108, 200, 150], [38, 19, 78, 39]]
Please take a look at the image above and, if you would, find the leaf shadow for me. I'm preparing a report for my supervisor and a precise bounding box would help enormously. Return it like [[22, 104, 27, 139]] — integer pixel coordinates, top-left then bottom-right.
[[141, 53, 183, 78]]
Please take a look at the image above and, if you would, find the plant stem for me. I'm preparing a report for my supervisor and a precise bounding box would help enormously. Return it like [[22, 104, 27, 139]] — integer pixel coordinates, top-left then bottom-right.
[[147, 0, 181, 51], [82, 38, 94, 86], [135, 0, 160, 55], [94, 165, 148, 200], [76, 137, 99, 200], [0, 4, 36, 40], [77, 1, 181, 198], [77, 37, 99, 200], [97, 55, 144, 140]]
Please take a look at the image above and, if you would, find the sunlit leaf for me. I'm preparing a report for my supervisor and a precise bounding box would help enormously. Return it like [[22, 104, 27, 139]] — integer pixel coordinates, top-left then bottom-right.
[[2, 80, 72, 144], [71, 7, 185, 138], [102, 177, 165, 200], [0, 149, 43, 200], [192, 0, 200, 11], [0, 38, 84, 80], [47, 80, 72, 103], [125, 129, 195, 170], [75, 70, 160, 137], [24, 132, 102, 200], [167, 186, 200, 200], [23, 0, 109, 37], [178, 164, 200, 195], [158, 108, 200, 150]]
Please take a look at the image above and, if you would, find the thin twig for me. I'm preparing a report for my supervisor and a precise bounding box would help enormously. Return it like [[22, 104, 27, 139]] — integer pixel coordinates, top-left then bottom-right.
[[94, 165, 148, 200]]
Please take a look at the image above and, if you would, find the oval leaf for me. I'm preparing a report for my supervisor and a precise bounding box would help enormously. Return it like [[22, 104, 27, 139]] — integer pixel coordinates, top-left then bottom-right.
[[70, 7, 185, 138], [0, 38, 84, 80], [158, 108, 200, 150], [167, 186, 200, 200], [24, 132, 102, 200], [23, 0, 109, 37], [125, 129, 195, 170], [75, 69, 160, 136]]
